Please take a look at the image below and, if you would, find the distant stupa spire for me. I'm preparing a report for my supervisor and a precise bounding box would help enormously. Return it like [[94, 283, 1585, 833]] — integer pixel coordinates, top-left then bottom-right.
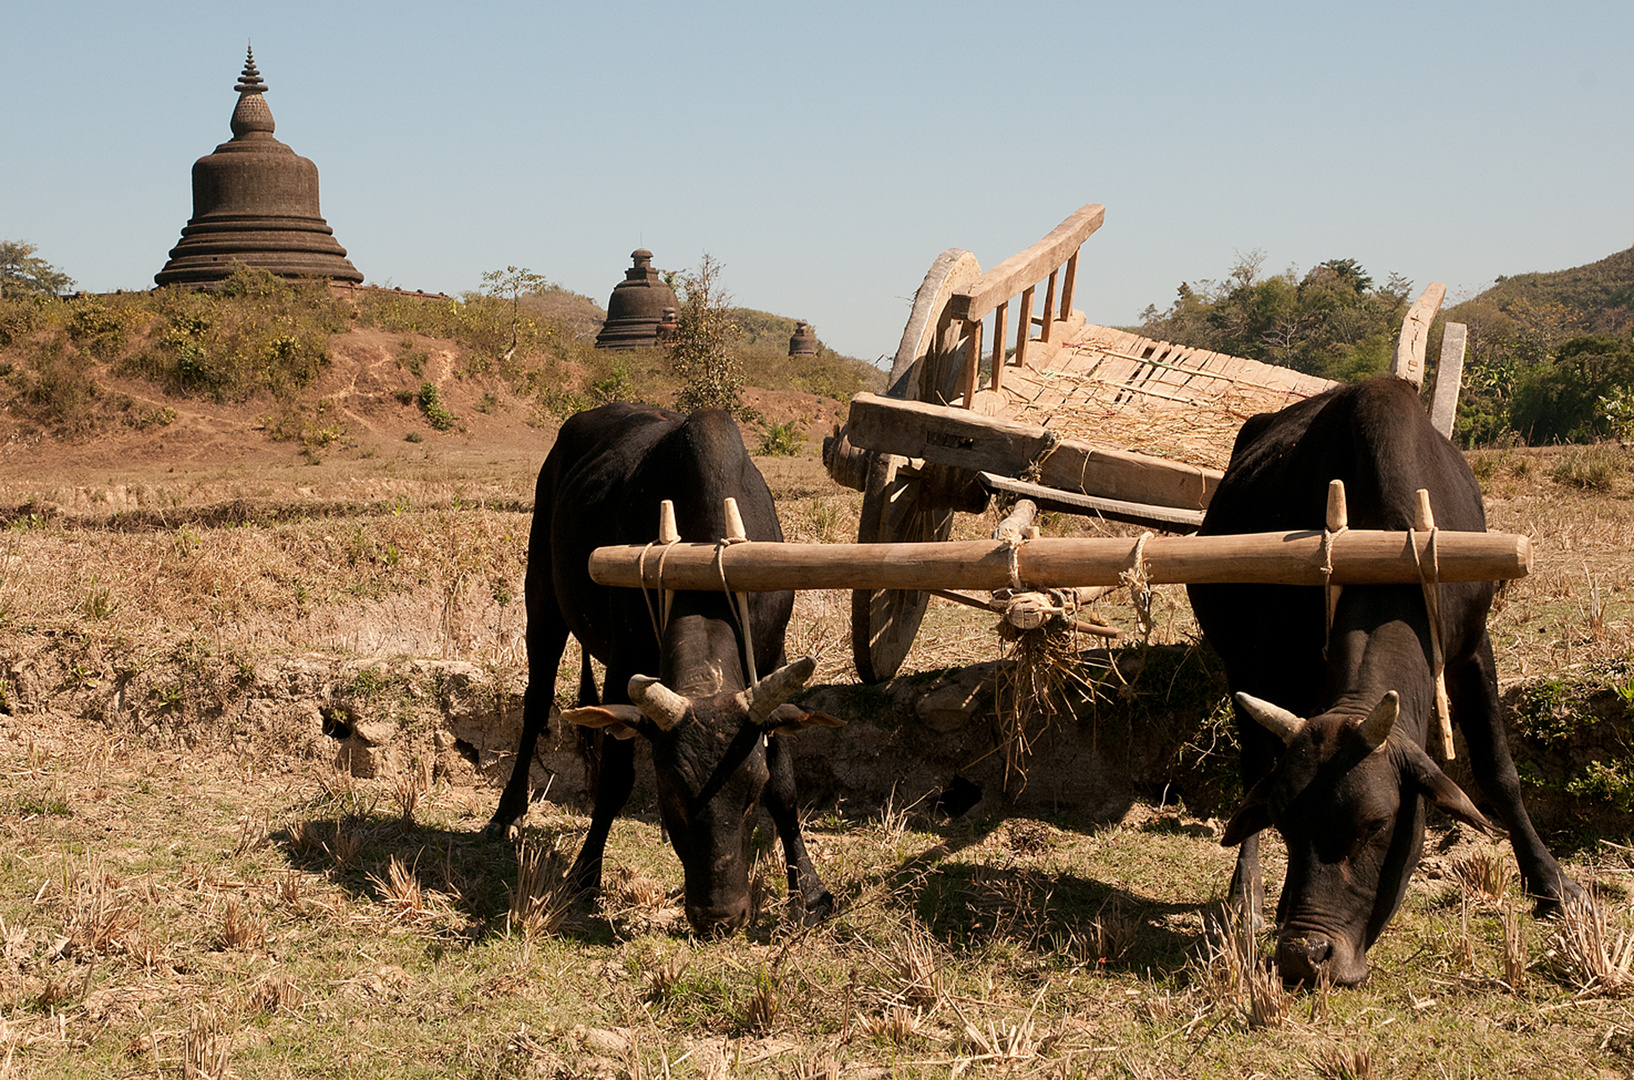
[[234, 44, 268, 95]]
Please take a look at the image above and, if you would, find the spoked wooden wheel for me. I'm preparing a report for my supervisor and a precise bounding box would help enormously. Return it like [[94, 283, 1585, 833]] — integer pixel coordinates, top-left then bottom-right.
[[851, 452, 956, 683], [848, 248, 983, 683]]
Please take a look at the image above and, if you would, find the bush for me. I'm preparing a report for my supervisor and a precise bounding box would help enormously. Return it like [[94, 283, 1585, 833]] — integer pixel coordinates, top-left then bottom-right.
[[416, 382, 457, 432], [1510, 334, 1634, 444], [669, 255, 745, 415], [128, 266, 346, 402], [756, 420, 805, 457]]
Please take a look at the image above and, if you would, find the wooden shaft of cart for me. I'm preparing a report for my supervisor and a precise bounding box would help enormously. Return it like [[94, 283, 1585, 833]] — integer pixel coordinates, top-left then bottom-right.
[[590, 529, 1530, 593]]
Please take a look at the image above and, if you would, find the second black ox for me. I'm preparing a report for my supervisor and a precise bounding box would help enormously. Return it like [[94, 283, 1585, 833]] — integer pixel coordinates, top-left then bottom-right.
[[488, 403, 838, 935], [1189, 377, 1582, 987]]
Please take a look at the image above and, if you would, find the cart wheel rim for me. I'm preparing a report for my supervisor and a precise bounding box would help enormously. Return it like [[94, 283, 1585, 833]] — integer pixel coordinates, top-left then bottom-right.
[[851, 454, 955, 682]]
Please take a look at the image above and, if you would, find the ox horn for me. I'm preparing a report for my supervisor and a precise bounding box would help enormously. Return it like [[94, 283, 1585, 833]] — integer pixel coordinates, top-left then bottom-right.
[[628, 675, 689, 732], [1235, 691, 1306, 745], [1357, 690, 1400, 750], [747, 656, 818, 725]]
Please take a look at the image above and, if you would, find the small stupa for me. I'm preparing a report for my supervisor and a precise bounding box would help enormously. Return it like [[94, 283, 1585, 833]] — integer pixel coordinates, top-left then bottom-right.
[[594, 249, 680, 349], [788, 320, 819, 357], [155, 47, 362, 287]]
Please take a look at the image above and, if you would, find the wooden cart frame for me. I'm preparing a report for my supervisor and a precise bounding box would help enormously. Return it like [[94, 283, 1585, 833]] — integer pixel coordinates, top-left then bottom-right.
[[821, 203, 1471, 682]]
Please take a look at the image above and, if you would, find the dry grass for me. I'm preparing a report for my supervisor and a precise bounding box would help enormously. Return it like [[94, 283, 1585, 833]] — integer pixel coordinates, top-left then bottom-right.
[[1454, 846, 1513, 903], [507, 837, 574, 939], [1548, 895, 1634, 997], [0, 441, 1625, 1075]]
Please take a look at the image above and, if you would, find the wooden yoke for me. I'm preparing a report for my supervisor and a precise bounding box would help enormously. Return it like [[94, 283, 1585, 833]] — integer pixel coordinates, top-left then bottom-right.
[[948, 203, 1106, 405]]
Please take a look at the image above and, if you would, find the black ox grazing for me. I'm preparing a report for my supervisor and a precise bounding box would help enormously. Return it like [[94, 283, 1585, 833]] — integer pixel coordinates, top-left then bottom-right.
[[1189, 378, 1582, 987], [488, 402, 838, 935]]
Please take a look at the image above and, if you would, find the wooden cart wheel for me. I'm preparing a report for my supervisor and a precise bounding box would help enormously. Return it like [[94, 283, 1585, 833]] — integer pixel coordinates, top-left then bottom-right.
[[849, 248, 983, 683], [851, 453, 956, 683]]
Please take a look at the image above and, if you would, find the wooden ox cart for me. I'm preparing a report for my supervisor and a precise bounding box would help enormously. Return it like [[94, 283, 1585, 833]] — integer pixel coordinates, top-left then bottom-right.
[[821, 202, 1470, 681]]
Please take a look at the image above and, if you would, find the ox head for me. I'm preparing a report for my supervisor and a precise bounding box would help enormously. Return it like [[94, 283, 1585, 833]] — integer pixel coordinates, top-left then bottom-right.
[[1222, 690, 1504, 987], [561, 656, 842, 935]]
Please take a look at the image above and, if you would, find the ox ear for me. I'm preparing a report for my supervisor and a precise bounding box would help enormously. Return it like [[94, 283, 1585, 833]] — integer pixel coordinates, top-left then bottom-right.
[[762, 703, 845, 737], [561, 704, 646, 741], [1402, 745, 1507, 839], [1221, 778, 1273, 847]]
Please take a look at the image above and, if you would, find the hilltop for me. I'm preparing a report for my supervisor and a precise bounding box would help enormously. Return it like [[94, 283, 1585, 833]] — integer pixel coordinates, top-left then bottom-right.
[[0, 269, 884, 483]]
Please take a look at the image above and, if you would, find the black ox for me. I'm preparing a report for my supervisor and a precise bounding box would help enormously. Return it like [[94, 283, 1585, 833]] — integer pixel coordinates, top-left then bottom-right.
[[488, 402, 838, 935], [1189, 378, 1582, 986]]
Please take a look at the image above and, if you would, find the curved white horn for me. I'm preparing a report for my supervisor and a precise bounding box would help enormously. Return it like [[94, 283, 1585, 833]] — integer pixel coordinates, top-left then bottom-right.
[[628, 674, 689, 731], [749, 656, 817, 724], [1357, 690, 1400, 750], [1235, 691, 1306, 745]]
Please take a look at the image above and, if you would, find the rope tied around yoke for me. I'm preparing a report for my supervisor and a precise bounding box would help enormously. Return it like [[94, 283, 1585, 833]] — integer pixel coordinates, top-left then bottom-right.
[[713, 534, 758, 688], [1409, 520, 1455, 761], [1319, 522, 1348, 654], [638, 539, 682, 646]]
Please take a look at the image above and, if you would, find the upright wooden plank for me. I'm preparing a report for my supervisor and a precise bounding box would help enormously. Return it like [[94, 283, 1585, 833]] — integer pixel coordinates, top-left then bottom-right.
[[949, 204, 1106, 323], [1059, 250, 1079, 320], [1040, 269, 1059, 343], [1428, 322, 1467, 439], [1014, 287, 1035, 369], [992, 301, 1008, 371], [960, 319, 982, 407], [1392, 281, 1447, 388]]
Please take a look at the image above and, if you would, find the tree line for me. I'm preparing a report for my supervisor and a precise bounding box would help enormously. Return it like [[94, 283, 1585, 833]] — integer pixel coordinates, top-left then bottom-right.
[[1137, 249, 1634, 447]]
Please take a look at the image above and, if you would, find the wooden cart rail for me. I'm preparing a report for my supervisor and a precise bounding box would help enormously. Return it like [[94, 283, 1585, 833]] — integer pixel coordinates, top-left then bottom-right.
[[946, 203, 1105, 406], [589, 528, 1531, 593], [846, 392, 1221, 513]]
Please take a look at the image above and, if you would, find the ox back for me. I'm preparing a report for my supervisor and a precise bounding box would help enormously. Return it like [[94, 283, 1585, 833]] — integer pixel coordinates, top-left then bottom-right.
[[1189, 377, 1579, 985], [488, 402, 833, 934]]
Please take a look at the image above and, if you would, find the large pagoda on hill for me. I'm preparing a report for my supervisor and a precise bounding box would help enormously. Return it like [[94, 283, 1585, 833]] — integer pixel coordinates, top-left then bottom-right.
[[155, 47, 362, 287]]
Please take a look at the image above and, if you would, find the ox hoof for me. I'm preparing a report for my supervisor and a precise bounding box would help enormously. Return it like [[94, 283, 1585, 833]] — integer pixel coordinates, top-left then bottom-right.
[[796, 890, 836, 925]]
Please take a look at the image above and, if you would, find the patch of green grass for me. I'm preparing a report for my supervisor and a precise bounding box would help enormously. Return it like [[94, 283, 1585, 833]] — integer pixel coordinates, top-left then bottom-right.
[[417, 382, 458, 432]]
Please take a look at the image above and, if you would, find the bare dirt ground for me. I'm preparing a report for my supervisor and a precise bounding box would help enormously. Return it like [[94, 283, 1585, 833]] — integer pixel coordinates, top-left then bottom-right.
[[2, 384, 1634, 1076]]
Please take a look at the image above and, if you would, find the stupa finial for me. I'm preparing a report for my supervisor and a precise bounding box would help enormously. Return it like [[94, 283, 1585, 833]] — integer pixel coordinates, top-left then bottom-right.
[[229, 44, 275, 138], [235, 44, 268, 95]]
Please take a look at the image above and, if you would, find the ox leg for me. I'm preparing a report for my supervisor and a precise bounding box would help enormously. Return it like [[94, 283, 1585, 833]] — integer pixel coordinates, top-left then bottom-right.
[[763, 734, 833, 924], [487, 611, 570, 835], [565, 729, 636, 902], [1229, 715, 1281, 930], [1453, 639, 1585, 914]]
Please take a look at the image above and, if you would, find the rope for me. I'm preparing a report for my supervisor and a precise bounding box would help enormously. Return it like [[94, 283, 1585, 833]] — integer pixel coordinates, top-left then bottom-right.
[[1319, 524, 1348, 656], [1021, 428, 1062, 484], [1120, 532, 1155, 643], [1410, 524, 1455, 761], [712, 536, 758, 688]]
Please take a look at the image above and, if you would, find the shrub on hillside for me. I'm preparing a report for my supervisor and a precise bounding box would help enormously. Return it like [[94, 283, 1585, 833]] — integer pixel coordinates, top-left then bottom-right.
[[127, 266, 347, 402]]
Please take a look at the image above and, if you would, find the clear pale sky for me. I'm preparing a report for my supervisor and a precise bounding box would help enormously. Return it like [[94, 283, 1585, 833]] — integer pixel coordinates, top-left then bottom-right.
[[5, 1, 1631, 361]]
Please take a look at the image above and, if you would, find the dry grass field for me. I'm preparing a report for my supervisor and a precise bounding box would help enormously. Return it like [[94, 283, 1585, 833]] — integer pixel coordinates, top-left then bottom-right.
[[1, 430, 1634, 1078]]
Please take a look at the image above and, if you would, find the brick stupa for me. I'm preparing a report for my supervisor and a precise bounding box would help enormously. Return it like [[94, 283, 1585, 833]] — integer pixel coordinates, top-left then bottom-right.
[[594, 249, 680, 349], [156, 47, 362, 287]]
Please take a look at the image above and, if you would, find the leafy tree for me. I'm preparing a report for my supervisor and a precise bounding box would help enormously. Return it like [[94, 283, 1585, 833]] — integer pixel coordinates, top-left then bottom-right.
[[1138, 252, 1408, 381], [1509, 334, 1634, 443], [0, 240, 74, 298], [479, 265, 550, 358], [669, 254, 745, 415]]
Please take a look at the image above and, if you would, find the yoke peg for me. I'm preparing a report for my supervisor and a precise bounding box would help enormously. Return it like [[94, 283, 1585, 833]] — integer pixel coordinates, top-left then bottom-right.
[[1414, 489, 1435, 531], [724, 497, 748, 542], [658, 499, 680, 544], [1326, 480, 1348, 532]]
